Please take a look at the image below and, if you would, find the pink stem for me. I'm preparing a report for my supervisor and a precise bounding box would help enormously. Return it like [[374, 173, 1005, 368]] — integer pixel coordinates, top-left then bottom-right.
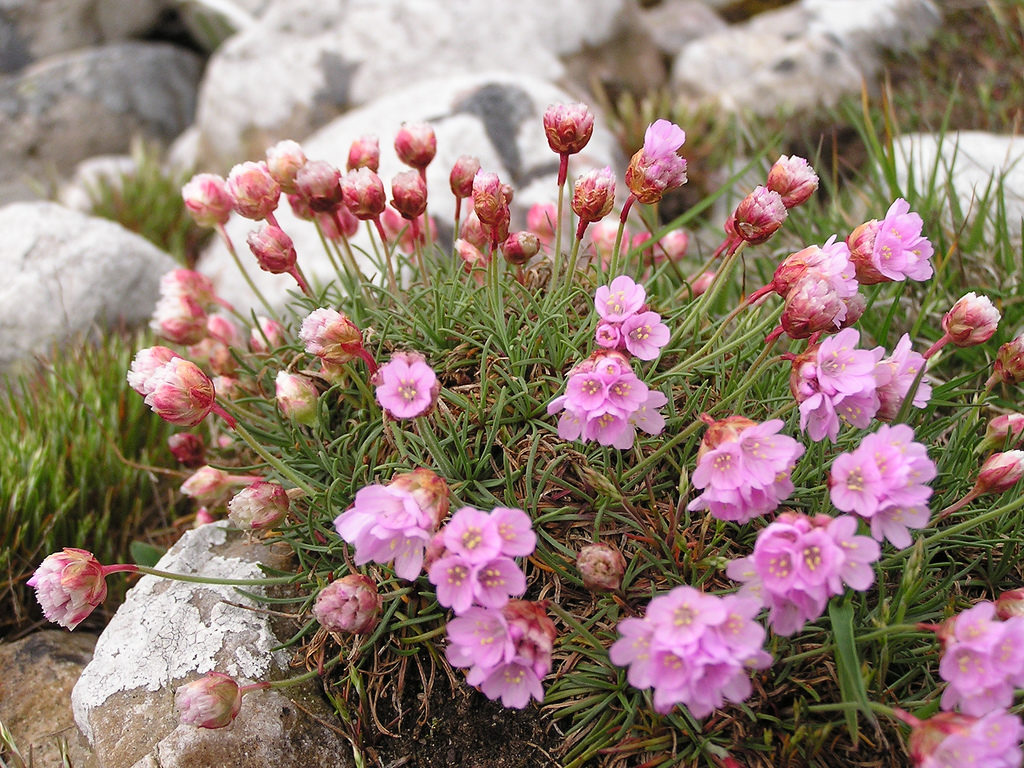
[[211, 403, 237, 429], [923, 334, 950, 360], [557, 154, 569, 187]]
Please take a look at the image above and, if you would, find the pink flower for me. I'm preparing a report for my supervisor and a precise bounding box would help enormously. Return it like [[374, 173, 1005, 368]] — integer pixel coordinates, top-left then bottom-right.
[[446, 600, 556, 709], [394, 121, 437, 170], [624, 119, 687, 204], [727, 511, 880, 635], [340, 167, 386, 219], [576, 543, 626, 592], [174, 672, 243, 729], [594, 276, 646, 322], [293, 159, 343, 213], [141, 356, 218, 427], [226, 160, 280, 221], [871, 198, 934, 282], [543, 102, 595, 156], [312, 574, 381, 635], [347, 134, 380, 172], [765, 155, 818, 208], [28, 548, 110, 630], [247, 223, 297, 274], [876, 333, 932, 421], [275, 371, 319, 426], [609, 587, 771, 717], [768, 236, 857, 298], [373, 351, 440, 419], [571, 167, 616, 227], [942, 292, 1001, 347], [182, 173, 233, 228], [450, 155, 481, 200], [264, 139, 307, 194], [621, 311, 670, 360], [227, 480, 290, 530], [906, 709, 1024, 768], [333, 469, 450, 580], [731, 186, 787, 245], [688, 416, 805, 524]]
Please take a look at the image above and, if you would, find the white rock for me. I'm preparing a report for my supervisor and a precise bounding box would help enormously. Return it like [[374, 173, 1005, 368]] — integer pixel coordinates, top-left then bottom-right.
[[893, 131, 1024, 242], [638, 0, 727, 56], [198, 71, 624, 312], [193, 0, 640, 169], [72, 523, 350, 768], [0, 202, 177, 372]]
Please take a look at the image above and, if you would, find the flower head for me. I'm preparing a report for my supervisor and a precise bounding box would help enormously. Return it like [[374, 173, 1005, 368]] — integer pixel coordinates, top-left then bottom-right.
[[373, 351, 440, 419], [766, 155, 818, 208], [264, 139, 307, 194], [140, 356, 217, 427], [226, 161, 280, 221], [275, 371, 319, 426], [293, 159, 343, 213], [571, 167, 616, 224], [501, 231, 540, 266], [313, 574, 381, 634], [942, 293, 1001, 348], [340, 167, 386, 219], [227, 480, 290, 530], [182, 173, 233, 228], [299, 308, 367, 366], [28, 548, 109, 630], [346, 134, 380, 172], [990, 335, 1024, 387], [594, 276, 646, 322], [625, 119, 687, 204], [390, 169, 428, 220], [576, 543, 626, 592], [246, 224, 296, 274], [906, 709, 1024, 768], [394, 121, 437, 170], [732, 186, 787, 244], [543, 102, 595, 156], [450, 155, 481, 200], [175, 672, 243, 729]]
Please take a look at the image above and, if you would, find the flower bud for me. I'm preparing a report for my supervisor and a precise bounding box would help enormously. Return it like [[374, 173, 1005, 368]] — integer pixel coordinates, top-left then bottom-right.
[[732, 186, 787, 244], [458, 211, 489, 251], [983, 413, 1024, 451], [28, 548, 109, 629], [299, 308, 366, 366], [689, 271, 715, 297], [340, 168, 386, 219], [181, 465, 242, 505], [765, 155, 818, 208], [227, 480, 290, 530], [346, 134, 380, 172], [543, 102, 595, 155], [472, 171, 505, 227], [226, 161, 280, 221], [942, 292, 1001, 347], [319, 205, 359, 240], [249, 316, 285, 353], [128, 346, 180, 395], [275, 371, 319, 426], [571, 167, 616, 224], [846, 219, 885, 285], [996, 588, 1024, 620], [394, 121, 437, 170], [654, 229, 688, 263], [389, 467, 450, 529], [624, 119, 688, 205], [246, 224, 297, 274], [974, 451, 1024, 495], [390, 169, 428, 219], [501, 600, 557, 681], [449, 155, 481, 199], [501, 231, 540, 266], [294, 159, 343, 213], [182, 173, 233, 228], [265, 139, 306, 194], [576, 543, 626, 592], [990, 335, 1024, 386], [150, 293, 208, 346], [143, 358, 217, 427], [313, 574, 381, 634], [837, 292, 866, 330], [175, 672, 243, 729], [168, 432, 205, 468], [780, 276, 845, 339]]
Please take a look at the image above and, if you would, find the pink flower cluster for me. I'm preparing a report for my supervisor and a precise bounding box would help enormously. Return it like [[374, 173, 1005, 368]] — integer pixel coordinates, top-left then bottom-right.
[[934, 602, 1024, 716], [128, 346, 225, 427], [907, 709, 1024, 768], [592, 276, 670, 361], [727, 511, 880, 636], [608, 587, 771, 717], [848, 198, 934, 285], [333, 469, 449, 580], [427, 506, 535, 614], [445, 599, 556, 709], [790, 328, 931, 442], [687, 416, 805, 524], [829, 424, 936, 548], [547, 350, 667, 449], [28, 548, 111, 630], [770, 236, 860, 341]]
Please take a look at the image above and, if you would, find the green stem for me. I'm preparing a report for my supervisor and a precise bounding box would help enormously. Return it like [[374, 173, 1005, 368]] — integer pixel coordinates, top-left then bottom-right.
[[623, 418, 706, 486], [709, 341, 780, 414], [231, 421, 316, 496], [549, 167, 567, 297], [217, 224, 280, 322], [266, 653, 343, 689], [128, 564, 301, 586]]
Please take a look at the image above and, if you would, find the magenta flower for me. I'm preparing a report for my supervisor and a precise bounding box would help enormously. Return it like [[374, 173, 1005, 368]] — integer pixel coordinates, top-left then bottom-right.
[[373, 351, 440, 419], [688, 416, 805, 524], [594, 276, 646, 322], [876, 333, 932, 421], [727, 511, 880, 636], [624, 119, 688, 205], [621, 312, 670, 360], [872, 198, 934, 282], [906, 709, 1024, 768], [609, 587, 771, 717], [445, 600, 556, 709], [28, 549, 111, 630], [333, 469, 450, 580]]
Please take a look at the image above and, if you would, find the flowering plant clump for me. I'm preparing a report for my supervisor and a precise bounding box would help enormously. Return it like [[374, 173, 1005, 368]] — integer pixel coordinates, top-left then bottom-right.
[[26, 97, 1024, 765]]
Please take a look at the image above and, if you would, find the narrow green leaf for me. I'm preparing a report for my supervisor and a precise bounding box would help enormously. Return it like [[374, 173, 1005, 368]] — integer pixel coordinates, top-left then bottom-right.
[[829, 597, 876, 745]]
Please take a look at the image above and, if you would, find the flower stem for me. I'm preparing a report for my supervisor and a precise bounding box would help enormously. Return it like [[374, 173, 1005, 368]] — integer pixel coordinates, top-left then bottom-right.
[[217, 224, 279, 322], [104, 563, 301, 586], [230, 421, 316, 496]]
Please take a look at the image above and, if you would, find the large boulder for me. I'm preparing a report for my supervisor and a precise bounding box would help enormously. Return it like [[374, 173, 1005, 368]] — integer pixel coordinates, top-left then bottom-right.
[[197, 71, 624, 312], [0, 631, 99, 768], [670, 0, 941, 115], [193, 0, 650, 169], [0, 202, 177, 372], [0, 42, 203, 203], [72, 522, 352, 768]]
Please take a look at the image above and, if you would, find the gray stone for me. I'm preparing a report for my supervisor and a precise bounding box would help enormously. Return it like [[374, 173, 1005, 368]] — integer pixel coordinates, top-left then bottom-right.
[[670, 0, 940, 116], [193, 0, 643, 169], [72, 522, 351, 768], [197, 71, 624, 311], [638, 0, 728, 56], [0, 0, 167, 73], [892, 131, 1024, 243], [0, 202, 177, 372], [0, 631, 99, 768], [0, 42, 202, 203]]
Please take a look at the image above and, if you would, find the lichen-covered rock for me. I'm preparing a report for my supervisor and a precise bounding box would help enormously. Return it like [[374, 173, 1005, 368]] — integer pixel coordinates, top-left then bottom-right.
[[0, 631, 99, 768], [198, 71, 623, 311], [0, 202, 176, 373], [72, 523, 351, 768]]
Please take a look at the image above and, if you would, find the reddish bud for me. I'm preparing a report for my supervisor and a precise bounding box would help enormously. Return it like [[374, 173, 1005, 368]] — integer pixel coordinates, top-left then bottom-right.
[[765, 155, 818, 208], [227, 480, 290, 530], [974, 451, 1024, 495], [732, 186, 787, 244], [175, 672, 243, 729], [265, 139, 307, 194], [942, 292, 1001, 347], [346, 134, 380, 172], [389, 467, 450, 529], [390, 169, 428, 219], [313, 574, 381, 634], [654, 229, 689, 263], [394, 121, 437, 170], [28, 548, 109, 630], [226, 161, 280, 221], [340, 168, 386, 219], [846, 219, 885, 285], [990, 335, 1024, 386], [168, 433, 205, 468], [571, 167, 616, 224], [996, 588, 1024, 620], [576, 543, 626, 592], [182, 173, 233, 228], [501, 231, 540, 266], [542, 102, 595, 155], [450, 155, 481, 199], [275, 371, 319, 426], [246, 224, 297, 274], [294, 160, 343, 213], [143, 358, 218, 427], [250, 316, 285, 353]]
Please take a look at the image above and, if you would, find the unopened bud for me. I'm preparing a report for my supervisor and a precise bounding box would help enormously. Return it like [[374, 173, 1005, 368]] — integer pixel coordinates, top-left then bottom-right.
[[576, 543, 626, 592], [227, 480, 290, 530], [543, 102, 595, 156], [847, 219, 885, 285], [472, 171, 505, 227], [654, 229, 689, 263], [226, 161, 280, 221], [765, 155, 818, 208], [265, 140, 307, 194], [449, 155, 481, 199], [780, 276, 845, 339], [168, 433, 205, 468], [294, 160, 343, 213], [389, 468, 450, 529], [732, 186, 787, 244], [313, 574, 381, 634], [347, 135, 380, 172], [501, 231, 540, 266], [942, 292, 1000, 347], [990, 335, 1024, 386], [247, 224, 296, 274], [571, 167, 616, 224], [182, 173, 233, 228], [394, 121, 437, 170], [390, 169, 428, 219], [175, 672, 242, 729], [996, 588, 1024, 620], [275, 371, 319, 426], [340, 168, 386, 219], [250, 316, 285, 353], [982, 413, 1024, 452], [690, 271, 714, 297], [974, 451, 1024, 495]]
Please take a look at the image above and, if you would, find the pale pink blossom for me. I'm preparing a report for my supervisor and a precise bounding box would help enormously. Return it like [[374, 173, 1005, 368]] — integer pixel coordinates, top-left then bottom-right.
[[373, 351, 439, 419], [313, 574, 381, 634], [174, 672, 243, 729], [28, 549, 110, 630], [226, 160, 280, 221], [624, 119, 688, 204]]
